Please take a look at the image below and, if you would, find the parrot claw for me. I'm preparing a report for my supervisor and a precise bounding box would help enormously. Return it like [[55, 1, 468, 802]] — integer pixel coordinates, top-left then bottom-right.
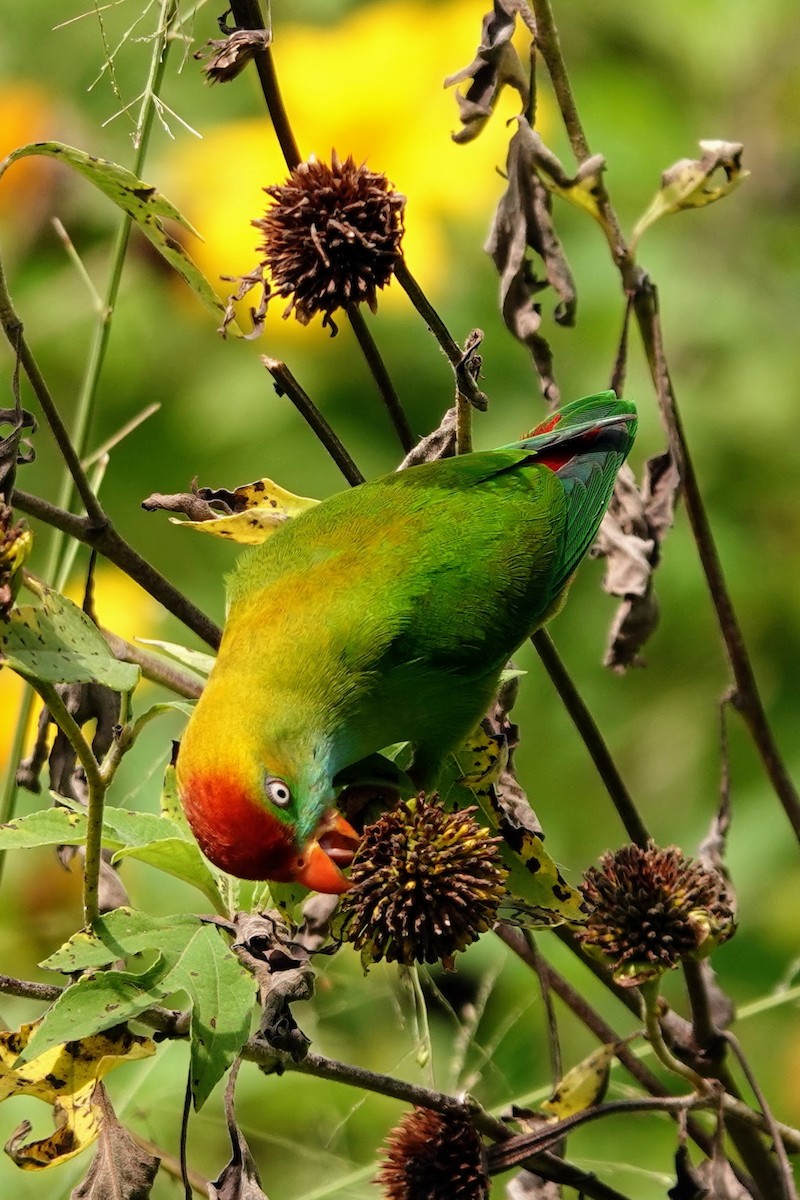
[[293, 810, 361, 894]]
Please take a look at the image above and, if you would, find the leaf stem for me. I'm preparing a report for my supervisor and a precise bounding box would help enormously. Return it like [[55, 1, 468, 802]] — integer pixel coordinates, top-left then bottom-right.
[[32, 682, 106, 927], [13, 489, 221, 649]]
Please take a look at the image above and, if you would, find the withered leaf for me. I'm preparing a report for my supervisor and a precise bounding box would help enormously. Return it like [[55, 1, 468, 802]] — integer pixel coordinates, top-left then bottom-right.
[[695, 1156, 754, 1199], [0, 402, 37, 500], [0, 502, 32, 617], [594, 452, 682, 670], [141, 488, 218, 522], [633, 141, 748, 250], [196, 28, 271, 85], [70, 1084, 160, 1200], [668, 1142, 710, 1200], [485, 119, 578, 404], [209, 1062, 269, 1200], [444, 0, 528, 144], [233, 912, 314, 1062], [398, 407, 457, 469]]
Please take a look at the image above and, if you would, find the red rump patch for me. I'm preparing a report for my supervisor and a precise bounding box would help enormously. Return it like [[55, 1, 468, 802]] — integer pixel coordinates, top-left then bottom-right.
[[180, 769, 297, 880]]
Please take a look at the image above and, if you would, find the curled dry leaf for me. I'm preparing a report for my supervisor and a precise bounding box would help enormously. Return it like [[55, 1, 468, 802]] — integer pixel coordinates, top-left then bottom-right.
[[398, 406, 457, 468], [70, 1084, 160, 1200], [632, 140, 748, 250], [485, 119, 579, 404], [0, 403, 37, 500], [233, 912, 314, 1061], [195, 27, 271, 85], [0, 1021, 154, 1170], [668, 1142, 710, 1200], [593, 452, 681, 670], [444, 0, 528, 144], [208, 1062, 269, 1200], [143, 478, 320, 546]]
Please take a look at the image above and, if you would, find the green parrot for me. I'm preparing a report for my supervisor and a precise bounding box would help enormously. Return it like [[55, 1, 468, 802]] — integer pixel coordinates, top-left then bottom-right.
[[177, 391, 637, 893]]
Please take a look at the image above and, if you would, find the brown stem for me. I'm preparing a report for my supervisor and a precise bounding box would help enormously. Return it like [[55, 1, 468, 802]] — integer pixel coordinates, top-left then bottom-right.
[[13, 489, 221, 649], [102, 631, 204, 699], [632, 278, 800, 844], [531, 629, 650, 845], [346, 303, 415, 451], [228, 0, 301, 169], [725, 1033, 798, 1200], [393, 258, 488, 411], [260, 357, 364, 486]]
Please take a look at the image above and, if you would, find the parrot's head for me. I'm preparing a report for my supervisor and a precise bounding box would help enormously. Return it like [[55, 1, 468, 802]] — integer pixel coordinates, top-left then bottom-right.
[[176, 693, 360, 894]]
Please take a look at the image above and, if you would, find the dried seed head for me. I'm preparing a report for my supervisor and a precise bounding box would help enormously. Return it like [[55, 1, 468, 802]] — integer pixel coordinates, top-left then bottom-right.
[[377, 1107, 489, 1200], [577, 842, 735, 987], [253, 152, 405, 331], [340, 796, 508, 968]]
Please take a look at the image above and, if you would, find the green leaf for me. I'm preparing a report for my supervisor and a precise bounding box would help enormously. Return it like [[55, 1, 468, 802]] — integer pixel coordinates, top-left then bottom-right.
[[0, 807, 87, 849], [0, 802, 226, 912], [0, 142, 240, 334], [37, 908, 254, 1108], [0, 587, 140, 691], [137, 638, 216, 679]]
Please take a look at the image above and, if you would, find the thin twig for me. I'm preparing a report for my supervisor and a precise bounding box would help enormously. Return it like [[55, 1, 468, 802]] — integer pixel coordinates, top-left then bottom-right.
[[261, 356, 365, 486], [131, 1132, 208, 1198], [228, 0, 301, 169], [394, 258, 488, 411], [102, 631, 204, 699], [12, 489, 221, 649], [524, 931, 562, 1085], [346, 303, 415, 452], [531, 629, 650, 845], [725, 1032, 798, 1200]]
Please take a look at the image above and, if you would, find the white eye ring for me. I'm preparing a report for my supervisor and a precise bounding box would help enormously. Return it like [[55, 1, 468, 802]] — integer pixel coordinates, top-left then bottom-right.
[[265, 777, 292, 808]]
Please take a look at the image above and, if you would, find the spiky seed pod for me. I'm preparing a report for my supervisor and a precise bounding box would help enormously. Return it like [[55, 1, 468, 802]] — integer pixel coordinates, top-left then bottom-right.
[[377, 1107, 489, 1200], [341, 796, 508, 967], [577, 842, 736, 987], [253, 152, 406, 330]]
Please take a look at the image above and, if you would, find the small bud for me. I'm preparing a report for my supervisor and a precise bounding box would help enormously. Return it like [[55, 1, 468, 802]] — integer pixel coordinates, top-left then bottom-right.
[[253, 153, 406, 333], [377, 1107, 488, 1200], [577, 842, 735, 987], [340, 796, 508, 968]]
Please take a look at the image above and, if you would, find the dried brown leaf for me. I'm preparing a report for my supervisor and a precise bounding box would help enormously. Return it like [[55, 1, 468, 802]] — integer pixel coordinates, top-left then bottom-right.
[[398, 407, 457, 468], [141, 489, 218, 521], [209, 1062, 269, 1200], [196, 28, 271, 84], [695, 1155, 755, 1199], [668, 1142, 710, 1200], [594, 452, 682, 670], [444, 0, 528, 144], [486, 119, 579, 404], [70, 1084, 160, 1200], [0, 402, 37, 500], [233, 912, 314, 1061]]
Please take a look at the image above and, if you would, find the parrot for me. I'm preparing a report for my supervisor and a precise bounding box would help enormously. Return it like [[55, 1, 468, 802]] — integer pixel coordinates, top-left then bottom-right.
[[176, 391, 637, 894]]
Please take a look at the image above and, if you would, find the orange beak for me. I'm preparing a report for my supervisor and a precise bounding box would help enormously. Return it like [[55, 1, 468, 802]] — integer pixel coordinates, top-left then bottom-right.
[[292, 809, 361, 894]]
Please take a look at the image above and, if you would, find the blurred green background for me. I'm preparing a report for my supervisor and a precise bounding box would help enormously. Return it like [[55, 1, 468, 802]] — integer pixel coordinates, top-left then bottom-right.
[[0, 0, 798, 1196]]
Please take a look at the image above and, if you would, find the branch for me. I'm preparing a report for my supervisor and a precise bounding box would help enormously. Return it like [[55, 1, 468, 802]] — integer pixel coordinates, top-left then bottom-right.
[[531, 629, 650, 845], [260, 357, 365, 486], [13, 489, 221, 649], [346, 303, 414, 452]]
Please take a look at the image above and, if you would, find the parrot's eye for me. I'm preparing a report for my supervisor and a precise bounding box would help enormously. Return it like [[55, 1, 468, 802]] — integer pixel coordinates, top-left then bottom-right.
[[265, 777, 292, 808]]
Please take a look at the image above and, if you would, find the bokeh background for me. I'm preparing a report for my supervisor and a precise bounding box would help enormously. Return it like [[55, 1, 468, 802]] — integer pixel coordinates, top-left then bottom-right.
[[1, 0, 798, 1196]]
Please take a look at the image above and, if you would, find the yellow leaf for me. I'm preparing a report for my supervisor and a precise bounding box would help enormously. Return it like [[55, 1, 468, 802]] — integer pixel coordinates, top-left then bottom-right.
[[171, 478, 320, 545], [541, 1041, 622, 1118], [453, 725, 586, 926], [631, 139, 748, 250], [0, 1020, 154, 1170]]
